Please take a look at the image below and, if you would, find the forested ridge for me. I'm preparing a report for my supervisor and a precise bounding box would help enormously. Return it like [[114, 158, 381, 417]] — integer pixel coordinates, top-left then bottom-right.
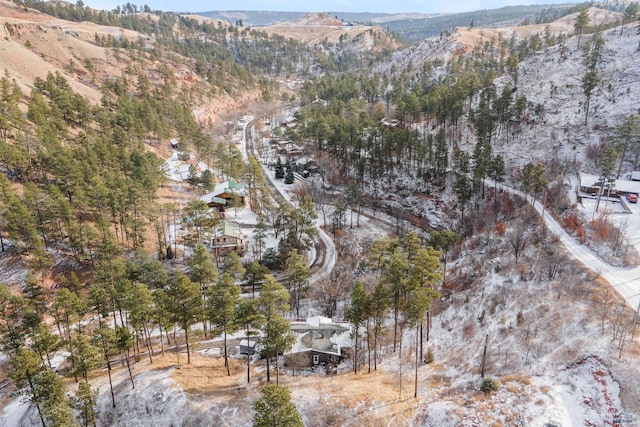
[[1, 1, 640, 426]]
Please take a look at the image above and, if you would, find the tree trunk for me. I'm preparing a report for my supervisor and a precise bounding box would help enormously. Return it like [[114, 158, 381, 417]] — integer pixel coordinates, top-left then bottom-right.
[[426, 311, 431, 342], [106, 355, 116, 408], [201, 289, 208, 338], [398, 325, 403, 400], [183, 322, 191, 364], [374, 323, 379, 371], [246, 327, 251, 383], [393, 307, 398, 352], [480, 334, 489, 378], [27, 372, 47, 427], [266, 354, 271, 383], [353, 325, 359, 374], [143, 321, 153, 364], [159, 325, 165, 357], [414, 326, 420, 398], [366, 321, 372, 374], [224, 330, 230, 376], [275, 345, 280, 386], [124, 349, 135, 388]]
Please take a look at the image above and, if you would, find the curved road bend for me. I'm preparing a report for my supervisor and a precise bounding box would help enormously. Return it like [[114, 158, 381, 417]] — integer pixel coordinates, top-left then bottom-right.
[[242, 119, 336, 283], [490, 179, 640, 312]]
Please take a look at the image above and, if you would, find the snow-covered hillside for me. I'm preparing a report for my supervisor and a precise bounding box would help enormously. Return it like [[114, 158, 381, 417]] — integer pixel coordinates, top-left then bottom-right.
[[492, 26, 640, 172]]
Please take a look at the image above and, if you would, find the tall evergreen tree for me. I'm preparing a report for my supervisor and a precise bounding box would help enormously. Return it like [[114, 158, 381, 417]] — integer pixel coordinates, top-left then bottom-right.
[[236, 298, 261, 383], [613, 114, 640, 176], [91, 324, 117, 408], [167, 273, 201, 364], [252, 384, 303, 427], [582, 33, 604, 126], [74, 380, 98, 427], [207, 273, 241, 376], [345, 281, 367, 374], [284, 251, 311, 318], [187, 242, 218, 336], [8, 347, 47, 427], [257, 275, 293, 383], [574, 8, 590, 49], [369, 283, 389, 372]]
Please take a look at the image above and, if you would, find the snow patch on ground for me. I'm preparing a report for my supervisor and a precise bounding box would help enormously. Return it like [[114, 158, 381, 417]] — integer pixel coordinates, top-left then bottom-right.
[[95, 368, 254, 427]]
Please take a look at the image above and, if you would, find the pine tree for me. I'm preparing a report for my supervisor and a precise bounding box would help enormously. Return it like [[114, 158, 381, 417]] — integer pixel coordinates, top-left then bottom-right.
[[369, 283, 389, 371], [91, 324, 117, 408], [187, 242, 218, 336], [0, 175, 43, 253], [31, 323, 58, 369], [74, 381, 98, 427], [167, 273, 201, 364], [284, 251, 311, 318], [345, 281, 367, 374], [574, 9, 590, 49], [67, 334, 101, 382], [8, 347, 47, 427], [406, 286, 436, 398], [32, 367, 75, 427], [582, 33, 604, 126], [126, 282, 156, 363], [252, 384, 303, 427], [114, 326, 135, 389], [614, 114, 640, 176], [257, 275, 292, 383], [595, 147, 618, 213], [207, 273, 241, 376], [243, 260, 269, 299], [236, 298, 261, 383], [23, 272, 47, 315]]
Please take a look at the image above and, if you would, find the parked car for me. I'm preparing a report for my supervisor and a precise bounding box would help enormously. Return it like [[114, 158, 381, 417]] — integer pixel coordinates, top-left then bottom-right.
[[626, 193, 638, 203]]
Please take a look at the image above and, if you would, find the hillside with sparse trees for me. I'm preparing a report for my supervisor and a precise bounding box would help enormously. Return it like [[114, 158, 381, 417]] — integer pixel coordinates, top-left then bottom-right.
[[1, 1, 640, 426]]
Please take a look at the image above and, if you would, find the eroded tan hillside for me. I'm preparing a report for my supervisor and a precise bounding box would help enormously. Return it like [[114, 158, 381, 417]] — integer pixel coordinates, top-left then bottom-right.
[[260, 12, 401, 50], [456, 7, 623, 52], [0, 0, 262, 125]]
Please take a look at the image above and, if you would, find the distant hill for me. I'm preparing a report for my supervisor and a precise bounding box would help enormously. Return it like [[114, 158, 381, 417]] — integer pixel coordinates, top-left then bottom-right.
[[199, 5, 585, 43], [197, 10, 406, 27], [377, 4, 575, 42], [256, 12, 402, 53]]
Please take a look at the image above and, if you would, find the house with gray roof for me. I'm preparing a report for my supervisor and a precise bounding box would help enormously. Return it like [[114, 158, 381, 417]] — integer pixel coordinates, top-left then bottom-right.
[[284, 316, 351, 371]]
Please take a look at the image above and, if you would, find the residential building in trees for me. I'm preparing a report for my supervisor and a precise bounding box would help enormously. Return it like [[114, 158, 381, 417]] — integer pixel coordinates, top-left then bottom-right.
[[284, 316, 351, 371], [212, 221, 245, 258], [579, 172, 640, 199], [199, 180, 246, 214]]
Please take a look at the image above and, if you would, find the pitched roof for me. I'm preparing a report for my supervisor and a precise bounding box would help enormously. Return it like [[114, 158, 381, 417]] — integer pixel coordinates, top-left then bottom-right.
[[199, 180, 246, 204], [213, 180, 246, 198], [199, 193, 228, 205], [217, 221, 244, 240]]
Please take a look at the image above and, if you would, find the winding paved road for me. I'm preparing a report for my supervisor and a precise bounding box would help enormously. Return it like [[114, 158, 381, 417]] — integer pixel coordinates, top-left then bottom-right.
[[242, 117, 336, 283], [493, 180, 640, 312]]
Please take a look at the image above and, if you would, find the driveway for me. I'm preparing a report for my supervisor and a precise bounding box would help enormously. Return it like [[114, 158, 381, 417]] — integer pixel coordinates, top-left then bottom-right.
[[493, 180, 640, 312]]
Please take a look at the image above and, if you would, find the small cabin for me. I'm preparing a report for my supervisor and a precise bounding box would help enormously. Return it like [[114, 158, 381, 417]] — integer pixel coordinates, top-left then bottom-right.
[[239, 339, 257, 355]]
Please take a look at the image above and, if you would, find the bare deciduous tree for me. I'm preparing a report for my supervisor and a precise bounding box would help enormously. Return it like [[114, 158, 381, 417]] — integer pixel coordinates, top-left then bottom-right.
[[508, 223, 530, 264]]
